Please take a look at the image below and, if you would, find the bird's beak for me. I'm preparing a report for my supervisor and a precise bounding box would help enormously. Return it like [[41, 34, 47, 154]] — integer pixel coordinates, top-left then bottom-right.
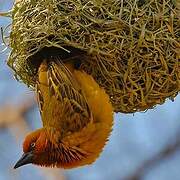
[[14, 151, 34, 169]]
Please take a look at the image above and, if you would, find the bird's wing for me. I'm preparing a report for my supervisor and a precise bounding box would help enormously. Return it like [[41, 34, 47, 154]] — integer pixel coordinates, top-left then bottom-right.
[[36, 82, 44, 116], [47, 61, 92, 136]]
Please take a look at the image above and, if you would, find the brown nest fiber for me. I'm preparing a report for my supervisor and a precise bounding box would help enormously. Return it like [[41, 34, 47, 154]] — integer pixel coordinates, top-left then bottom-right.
[[7, 0, 180, 113]]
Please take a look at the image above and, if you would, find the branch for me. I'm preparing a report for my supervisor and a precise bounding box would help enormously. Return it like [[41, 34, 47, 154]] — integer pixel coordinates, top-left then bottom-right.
[[125, 134, 180, 180]]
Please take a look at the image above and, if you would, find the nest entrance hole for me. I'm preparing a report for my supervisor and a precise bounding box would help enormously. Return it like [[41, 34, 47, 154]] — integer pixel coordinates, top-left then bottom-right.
[[28, 46, 87, 74]]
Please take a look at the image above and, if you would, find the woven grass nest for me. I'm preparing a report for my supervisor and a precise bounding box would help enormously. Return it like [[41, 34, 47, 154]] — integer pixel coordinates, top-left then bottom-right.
[[7, 0, 180, 113]]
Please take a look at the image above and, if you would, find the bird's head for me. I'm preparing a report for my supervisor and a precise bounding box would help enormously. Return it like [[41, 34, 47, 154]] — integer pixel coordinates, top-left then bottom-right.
[[14, 128, 50, 168], [14, 128, 89, 169]]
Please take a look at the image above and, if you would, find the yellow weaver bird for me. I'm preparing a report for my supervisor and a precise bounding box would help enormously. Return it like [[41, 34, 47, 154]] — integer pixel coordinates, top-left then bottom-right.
[[14, 59, 113, 168]]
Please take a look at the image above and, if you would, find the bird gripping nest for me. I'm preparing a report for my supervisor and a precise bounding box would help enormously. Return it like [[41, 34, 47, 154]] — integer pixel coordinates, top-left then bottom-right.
[[7, 0, 180, 113]]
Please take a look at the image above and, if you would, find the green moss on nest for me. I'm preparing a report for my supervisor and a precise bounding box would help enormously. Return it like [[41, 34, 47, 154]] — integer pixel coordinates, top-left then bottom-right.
[[7, 0, 180, 113]]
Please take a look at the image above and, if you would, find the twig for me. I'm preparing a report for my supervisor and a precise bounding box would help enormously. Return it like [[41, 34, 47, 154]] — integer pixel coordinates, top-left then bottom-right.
[[125, 135, 180, 180]]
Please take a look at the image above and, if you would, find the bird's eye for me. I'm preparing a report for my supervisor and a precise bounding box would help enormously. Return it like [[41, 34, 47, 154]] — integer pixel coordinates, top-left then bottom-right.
[[30, 142, 36, 149]]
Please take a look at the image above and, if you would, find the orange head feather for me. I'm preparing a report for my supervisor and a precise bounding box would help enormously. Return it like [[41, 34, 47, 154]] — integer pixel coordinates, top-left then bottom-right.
[[14, 127, 89, 168]]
